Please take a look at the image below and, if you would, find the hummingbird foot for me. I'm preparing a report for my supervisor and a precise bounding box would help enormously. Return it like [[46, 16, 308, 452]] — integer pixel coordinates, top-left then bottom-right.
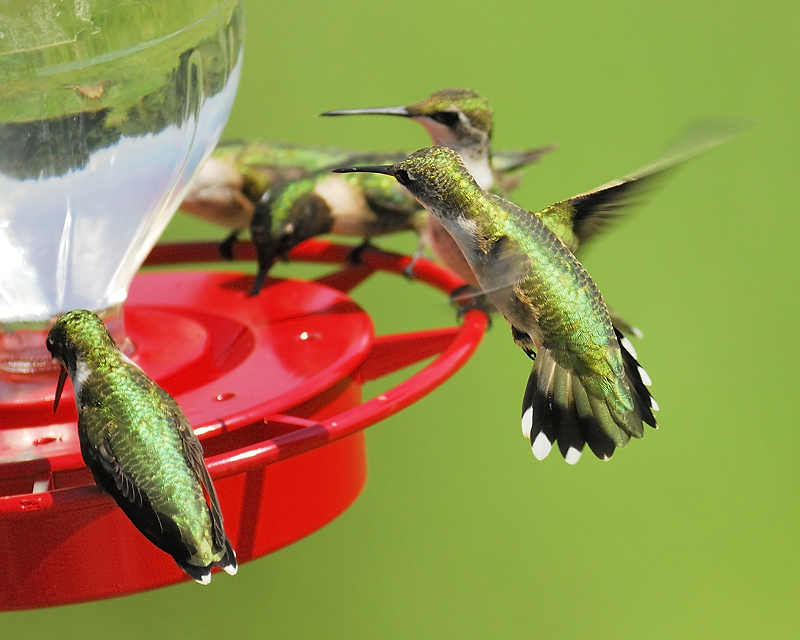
[[402, 252, 422, 279], [347, 239, 376, 265], [403, 234, 430, 279], [218, 231, 240, 261], [249, 268, 268, 297], [449, 285, 494, 325]]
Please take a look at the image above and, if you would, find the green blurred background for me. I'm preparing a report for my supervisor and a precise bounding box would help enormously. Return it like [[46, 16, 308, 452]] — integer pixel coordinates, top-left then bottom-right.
[[5, 0, 800, 637]]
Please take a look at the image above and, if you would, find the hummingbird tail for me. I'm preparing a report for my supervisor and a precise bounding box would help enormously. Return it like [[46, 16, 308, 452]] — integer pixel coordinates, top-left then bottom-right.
[[615, 328, 659, 430], [521, 348, 611, 464], [180, 562, 213, 585], [214, 537, 238, 576], [521, 333, 657, 464], [174, 537, 237, 584]]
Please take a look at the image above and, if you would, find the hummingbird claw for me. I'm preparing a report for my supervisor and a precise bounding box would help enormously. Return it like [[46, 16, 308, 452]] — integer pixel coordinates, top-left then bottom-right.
[[249, 269, 268, 297], [347, 240, 373, 265], [449, 285, 493, 326], [218, 231, 239, 261]]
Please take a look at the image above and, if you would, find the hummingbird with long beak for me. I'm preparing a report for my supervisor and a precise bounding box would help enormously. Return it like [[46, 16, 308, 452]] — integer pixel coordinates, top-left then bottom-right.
[[333, 146, 659, 464], [322, 88, 555, 285], [46, 310, 238, 583], [246, 144, 552, 296]]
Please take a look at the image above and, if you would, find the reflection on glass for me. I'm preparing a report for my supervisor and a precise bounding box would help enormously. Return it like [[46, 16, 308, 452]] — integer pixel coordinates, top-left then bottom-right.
[[0, 0, 244, 376]]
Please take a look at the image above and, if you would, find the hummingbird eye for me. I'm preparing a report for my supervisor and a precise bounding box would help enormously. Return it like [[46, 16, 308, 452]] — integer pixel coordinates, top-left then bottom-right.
[[395, 169, 412, 186], [430, 111, 460, 128]]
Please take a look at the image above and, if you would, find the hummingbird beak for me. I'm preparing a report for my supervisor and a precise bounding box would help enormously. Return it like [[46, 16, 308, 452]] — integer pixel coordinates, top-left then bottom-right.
[[331, 165, 395, 176], [53, 365, 68, 414], [319, 106, 410, 118]]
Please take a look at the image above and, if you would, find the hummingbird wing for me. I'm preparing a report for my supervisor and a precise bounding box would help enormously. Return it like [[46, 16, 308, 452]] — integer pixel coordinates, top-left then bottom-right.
[[168, 407, 229, 552], [491, 145, 557, 195], [538, 121, 743, 252], [84, 433, 200, 572], [537, 169, 668, 253], [217, 138, 358, 167], [95, 438, 145, 507], [156, 386, 238, 584]]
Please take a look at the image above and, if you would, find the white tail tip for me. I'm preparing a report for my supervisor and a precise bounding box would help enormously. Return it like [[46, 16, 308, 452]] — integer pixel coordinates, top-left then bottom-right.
[[620, 336, 638, 359], [521, 406, 533, 438], [564, 447, 582, 465], [531, 431, 553, 460]]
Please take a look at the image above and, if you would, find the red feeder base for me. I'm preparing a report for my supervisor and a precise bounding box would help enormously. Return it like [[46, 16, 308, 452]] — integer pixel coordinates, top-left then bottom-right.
[[0, 240, 487, 610]]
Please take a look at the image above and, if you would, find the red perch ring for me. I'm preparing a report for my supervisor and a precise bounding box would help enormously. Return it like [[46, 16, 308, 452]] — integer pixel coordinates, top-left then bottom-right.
[[0, 239, 487, 610]]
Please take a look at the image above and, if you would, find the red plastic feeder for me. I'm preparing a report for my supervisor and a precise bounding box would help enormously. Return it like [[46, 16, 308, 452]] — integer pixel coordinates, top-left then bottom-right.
[[0, 239, 487, 610]]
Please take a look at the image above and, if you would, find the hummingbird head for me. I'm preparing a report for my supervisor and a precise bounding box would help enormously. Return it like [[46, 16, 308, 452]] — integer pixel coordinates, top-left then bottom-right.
[[404, 88, 493, 153], [46, 310, 116, 412], [333, 146, 479, 221], [321, 88, 493, 154]]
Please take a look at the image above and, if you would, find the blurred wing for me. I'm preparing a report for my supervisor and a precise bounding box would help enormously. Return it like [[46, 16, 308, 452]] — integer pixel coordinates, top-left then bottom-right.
[[491, 145, 557, 173], [538, 120, 745, 252], [538, 168, 669, 252], [470, 233, 533, 300]]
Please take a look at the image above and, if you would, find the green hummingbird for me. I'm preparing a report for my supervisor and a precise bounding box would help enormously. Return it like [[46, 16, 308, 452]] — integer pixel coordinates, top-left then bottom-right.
[[46, 310, 238, 583], [181, 139, 363, 258], [247, 144, 552, 297], [322, 88, 555, 286], [333, 146, 658, 463]]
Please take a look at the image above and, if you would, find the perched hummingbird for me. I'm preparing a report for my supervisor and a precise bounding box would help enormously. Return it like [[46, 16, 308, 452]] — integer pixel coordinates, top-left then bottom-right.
[[333, 146, 658, 463], [249, 149, 423, 296], [181, 139, 362, 258], [322, 88, 555, 286], [46, 310, 238, 583]]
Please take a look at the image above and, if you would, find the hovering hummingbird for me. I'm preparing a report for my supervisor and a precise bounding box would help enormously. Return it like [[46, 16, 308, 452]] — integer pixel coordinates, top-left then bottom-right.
[[247, 145, 551, 297], [333, 146, 659, 464], [322, 88, 555, 286], [46, 310, 238, 583]]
